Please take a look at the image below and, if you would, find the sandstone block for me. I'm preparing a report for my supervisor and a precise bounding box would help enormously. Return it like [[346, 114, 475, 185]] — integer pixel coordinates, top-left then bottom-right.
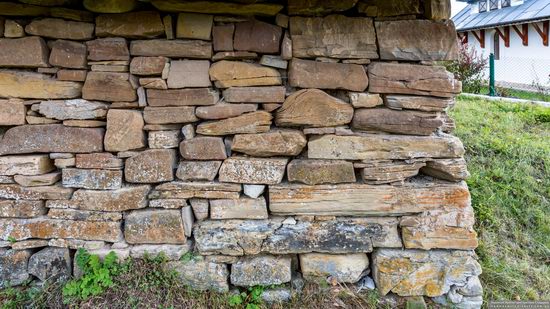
[[287, 159, 356, 185], [231, 255, 291, 286], [143, 106, 198, 124], [357, 0, 420, 17], [166, 260, 229, 292], [212, 24, 234, 51], [75, 153, 123, 170], [276, 89, 354, 127], [38, 99, 108, 120], [234, 20, 282, 54], [223, 86, 286, 103], [96, 11, 164, 38], [0, 37, 49, 68], [209, 60, 281, 88], [290, 15, 377, 59], [130, 56, 167, 75], [0, 249, 31, 288], [48, 208, 122, 222], [72, 185, 150, 211], [149, 199, 187, 209], [424, 0, 452, 20], [0, 99, 26, 125], [154, 181, 241, 200], [104, 109, 146, 152], [349, 92, 383, 108], [148, 130, 180, 149], [140, 78, 168, 89], [0, 124, 103, 155], [151, 0, 283, 16], [49, 40, 87, 69], [196, 104, 258, 120], [401, 224, 478, 251], [352, 108, 443, 136], [0, 2, 49, 16], [25, 18, 94, 40], [125, 149, 176, 183], [57, 69, 88, 82], [147, 88, 219, 107], [196, 111, 272, 136], [82, 72, 137, 102], [212, 51, 258, 61], [130, 243, 192, 260], [421, 158, 470, 182], [86, 37, 129, 61], [14, 172, 61, 187], [210, 197, 268, 220], [0, 155, 54, 176], [359, 160, 425, 184], [218, 157, 287, 185], [0, 71, 82, 99], [62, 168, 122, 190], [167, 60, 211, 88], [289, 59, 368, 91], [125, 209, 186, 244], [190, 198, 209, 220], [28, 247, 71, 282], [232, 130, 306, 157], [176, 161, 221, 181], [130, 39, 212, 59], [10, 239, 49, 250], [180, 137, 227, 160], [288, 0, 359, 15], [300, 253, 368, 283], [308, 134, 464, 160], [0, 200, 46, 218], [385, 95, 453, 112], [176, 13, 213, 40], [3, 20, 24, 38], [0, 184, 72, 200]]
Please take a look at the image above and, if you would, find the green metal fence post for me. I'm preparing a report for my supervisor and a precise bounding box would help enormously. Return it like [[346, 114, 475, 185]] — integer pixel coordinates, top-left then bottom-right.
[[489, 53, 496, 96]]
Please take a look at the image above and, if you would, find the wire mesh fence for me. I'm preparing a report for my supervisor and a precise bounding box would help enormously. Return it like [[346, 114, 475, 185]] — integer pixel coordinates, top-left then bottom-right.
[[491, 56, 550, 93]]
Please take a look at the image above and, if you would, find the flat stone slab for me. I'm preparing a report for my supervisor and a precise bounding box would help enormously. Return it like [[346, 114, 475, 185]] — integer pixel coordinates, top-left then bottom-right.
[[289, 59, 368, 91], [0, 37, 49, 68], [125, 209, 186, 244], [0, 70, 82, 99], [231, 255, 291, 286], [300, 253, 369, 283], [218, 157, 288, 185]]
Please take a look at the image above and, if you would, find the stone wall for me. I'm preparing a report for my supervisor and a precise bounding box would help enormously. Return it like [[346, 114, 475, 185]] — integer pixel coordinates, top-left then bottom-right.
[[0, 0, 481, 307]]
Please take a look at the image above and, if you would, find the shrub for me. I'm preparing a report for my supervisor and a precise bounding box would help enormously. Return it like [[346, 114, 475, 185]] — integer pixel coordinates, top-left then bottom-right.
[[445, 41, 488, 94]]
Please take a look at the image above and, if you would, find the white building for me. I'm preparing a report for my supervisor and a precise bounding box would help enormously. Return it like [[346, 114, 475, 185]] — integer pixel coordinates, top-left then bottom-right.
[[453, 0, 550, 90]]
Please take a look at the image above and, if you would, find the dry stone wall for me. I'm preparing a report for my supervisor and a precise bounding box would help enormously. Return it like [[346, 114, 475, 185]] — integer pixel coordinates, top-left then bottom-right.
[[0, 0, 481, 307]]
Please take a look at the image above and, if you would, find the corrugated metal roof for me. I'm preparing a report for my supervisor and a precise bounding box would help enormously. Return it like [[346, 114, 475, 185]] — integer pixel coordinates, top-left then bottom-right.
[[452, 0, 550, 31]]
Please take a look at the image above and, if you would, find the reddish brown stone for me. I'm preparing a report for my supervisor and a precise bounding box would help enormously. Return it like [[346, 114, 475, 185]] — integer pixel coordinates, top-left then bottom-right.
[[86, 38, 130, 61], [49, 40, 87, 69], [289, 59, 368, 91], [0, 37, 49, 68], [130, 56, 167, 75], [125, 149, 177, 183], [57, 69, 87, 81], [180, 137, 227, 160], [352, 108, 443, 136], [82, 72, 137, 102], [234, 20, 282, 54], [212, 24, 234, 52], [96, 11, 164, 38], [143, 106, 198, 124], [147, 88, 219, 107], [25, 18, 94, 40]]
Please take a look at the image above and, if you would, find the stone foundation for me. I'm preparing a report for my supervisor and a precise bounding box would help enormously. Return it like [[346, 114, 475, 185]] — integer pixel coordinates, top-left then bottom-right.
[[0, 0, 481, 307]]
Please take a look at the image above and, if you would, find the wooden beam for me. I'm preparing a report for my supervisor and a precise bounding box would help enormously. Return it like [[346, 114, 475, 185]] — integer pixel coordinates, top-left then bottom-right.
[[512, 24, 529, 46], [533, 20, 549, 46], [472, 29, 485, 48], [458, 32, 468, 45], [495, 26, 510, 47]]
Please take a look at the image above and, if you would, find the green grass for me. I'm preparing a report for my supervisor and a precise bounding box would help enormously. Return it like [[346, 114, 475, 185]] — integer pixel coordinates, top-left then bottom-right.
[[450, 96, 550, 301], [478, 86, 550, 102]]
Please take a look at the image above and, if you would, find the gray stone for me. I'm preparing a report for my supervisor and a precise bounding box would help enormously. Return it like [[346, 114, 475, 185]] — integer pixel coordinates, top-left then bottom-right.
[[167, 60, 211, 88], [261, 288, 292, 304], [210, 197, 268, 220], [300, 253, 369, 283], [0, 200, 46, 218], [38, 99, 108, 120], [166, 259, 229, 292], [148, 130, 180, 149], [125, 149, 177, 183], [190, 198, 209, 221], [0, 249, 31, 288], [125, 209, 186, 244], [62, 168, 122, 190], [130, 243, 192, 261], [232, 130, 307, 157], [176, 161, 221, 181], [243, 184, 265, 199], [181, 206, 194, 237], [219, 157, 288, 185], [231, 255, 291, 287], [27, 247, 71, 282]]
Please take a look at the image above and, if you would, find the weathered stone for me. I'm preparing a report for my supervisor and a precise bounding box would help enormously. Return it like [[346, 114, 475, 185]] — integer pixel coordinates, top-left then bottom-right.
[[130, 243, 192, 260], [260, 55, 288, 69], [140, 78, 168, 89], [376, 20, 458, 61], [3, 20, 24, 38], [49, 40, 87, 69], [143, 106, 198, 124], [25, 18, 94, 40], [176, 13, 213, 40], [130, 39, 212, 59], [231, 255, 291, 286], [372, 249, 481, 297], [49, 7, 94, 22], [154, 181, 241, 200], [232, 130, 306, 157], [57, 69, 88, 82], [385, 95, 453, 112], [27, 247, 71, 282], [289, 59, 367, 91], [0, 155, 54, 176], [424, 0, 451, 20], [149, 199, 187, 209], [234, 20, 282, 54], [210, 197, 268, 220], [125, 149, 176, 183], [130, 56, 167, 75], [0, 2, 49, 16], [39, 99, 108, 121], [308, 134, 464, 160], [243, 184, 265, 199], [421, 158, 470, 182], [401, 224, 478, 251], [0, 200, 46, 218], [212, 51, 259, 61], [62, 168, 122, 190], [0, 249, 31, 287], [288, 0, 359, 15], [10, 239, 49, 250], [368, 63, 461, 98], [151, 0, 283, 16], [290, 15, 377, 59], [269, 180, 470, 216], [0, 37, 49, 68], [167, 60, 211, 88], [83, 0, 137, 13], [14, 173, 61, 187], [148, 130, 180, 149], [82, 72, 136, 102], [300, 253, 368, 283], [357, 0, 420, 17], [287, 159, 355, 185], [0, 218, 122, 242], [0, 99, 25, 125], [352, 108, 443, 136], [125, 209, 186, 244], [96, 11, 164, 38], [196, 104, 258, 120], [196, 111, 272, 136], [358, 160, 425, 184], [276, 89, 354, 127], [176, 161, 221, 181], [219, 157, 287, 185], [104, 110, 146, 152], [181, 205, 194, 236], [209, 61, 281, 88], [223, 86, 286, 103], [48, 209, 122, 222], [147, 88, 219, 107], [179, 137, 227, 160], [166, 259, 229, 292], [349, 92, 382, 108], [0, 125, 103, 155], [86, 38, 129, 61], [0, 71, 82, 99], [72, 185, 150, 212], [212, 24, 234, 51], [54, 158, 75, 168]]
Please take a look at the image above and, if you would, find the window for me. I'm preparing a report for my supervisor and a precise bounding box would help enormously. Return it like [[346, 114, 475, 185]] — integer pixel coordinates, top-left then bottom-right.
[[490, 0, 499, 10], [501, 0, 511, 7], [479, 0, 487, 12]]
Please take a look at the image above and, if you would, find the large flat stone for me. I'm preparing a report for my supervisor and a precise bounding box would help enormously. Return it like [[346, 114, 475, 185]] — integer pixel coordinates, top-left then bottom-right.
[[166, 260, 229, 292], [49, 40, 87, 70], [38, 99, 108, 120], [143, 106, 197, 124], [219, 157, 288, 185], [125, 149, 176, 183], [368, 62, 461, 98], [376, 20, 458, 61], [167, 60, 211, 88], [0, 99, 26, 125], [83, 0, 137, 13], [71, 185, 150, 212], [176, 160, 221, 181], [0, 2, 49, 16], [269, 180, 470, 216], [130, 56, 167, 75], [231, 255, 291, 286], [14, 173, 61, 187], [232, 130, 306, 157], [357, 0, 420, 17], [300, 253, 368, 283], [359, 160, 425, 184], [0, 200, 46, 218], [104, 109, 146, 152], [209, 60, 281, 88], [234, 20, 282, 54], [210, 197, 268, 220], [0, 155, 54, 176], [151, 0, 283, 16], [25, 18, 94, 40], [0, 249, 31, 288], [288, 0, 359, 15], [352, 108, 443, 135], [124, 209, 186, 244], [130, 39, 212, 59], [96, 11, 164, 38], [180, 137, 227, 160], [196, 104, 257, 120], [176, 13, 213, 40], [0, 184, 73, 200], [289, 59, 368, 91], [0, 37, 49, 68], [86, 37, 130, 61], [0, 124, 104, 155], [147, 88, 219, 107], [307, 134, 464, 160], [82, 72, 137, 102], [287, 159, 356, 185], [421, 158, 470, 182], [290, 15, 377, 59], [62, 168, 122, 190], [223, 86, 286, 103], [196, 111, 272, 136], [0, 70, 82, 99], [385, 95, 453, 112]]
